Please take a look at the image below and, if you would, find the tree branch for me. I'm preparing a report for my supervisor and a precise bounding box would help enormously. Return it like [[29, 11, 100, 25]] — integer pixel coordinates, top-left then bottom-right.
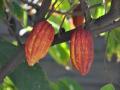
[[88, 0, 120, 30], [35, 0, 51, 23], [52, 20, 120, 45]]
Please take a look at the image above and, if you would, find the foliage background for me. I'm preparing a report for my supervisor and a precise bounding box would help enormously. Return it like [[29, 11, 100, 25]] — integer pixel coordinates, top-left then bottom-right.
[[0, 0, 120, 90]]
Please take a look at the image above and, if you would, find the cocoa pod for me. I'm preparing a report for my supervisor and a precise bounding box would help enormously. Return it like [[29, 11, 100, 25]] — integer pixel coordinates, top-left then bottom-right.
[[73, 16, 85, 27], [70, 27, 94, 76], [72, 4, 85, 27], [24, 21, 55, 66]]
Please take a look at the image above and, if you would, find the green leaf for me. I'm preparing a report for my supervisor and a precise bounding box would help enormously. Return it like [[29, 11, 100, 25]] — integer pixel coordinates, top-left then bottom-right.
[[10, 1, 24, 20], [0, 0, 5, 19], [0, 40, 51, 90], [0, 40, 19, 67], [0, 77, 16, 90], [0, 40, 19, 90], [50, 82, 59, 90], [49, 43, 70, 66], [88, 0, 103, 6], [106, 29, 120, 61], [50, 78, 83, 90], [0, 0, 4, 8], [100, 83, 115, 90], [49, 14, 71, 33], [63, 18, 71, 31], [91, 5, 105, 19], [112, 27, 120, 42], [9, 63, 51, 90], [48, 15, 62, 33], [55, 0, 70, 11], [58, 78, 83, 90]]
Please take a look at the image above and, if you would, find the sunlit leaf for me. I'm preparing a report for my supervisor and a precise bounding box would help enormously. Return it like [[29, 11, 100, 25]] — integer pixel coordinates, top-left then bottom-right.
[[1, 77, 17, 90], [48, 14, 62, 33], [100, 83, 115, 90], [91, 5, 105, 19], [48, 14, 72, 32], [54, 0, 70, 11], [106, 28, 120, 61], [63, 18, 72, 31], [49, 43, 70, 66]]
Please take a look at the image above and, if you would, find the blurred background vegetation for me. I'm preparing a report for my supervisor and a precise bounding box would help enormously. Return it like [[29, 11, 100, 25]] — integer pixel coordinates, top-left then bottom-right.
[[0, 0, 120, 90]]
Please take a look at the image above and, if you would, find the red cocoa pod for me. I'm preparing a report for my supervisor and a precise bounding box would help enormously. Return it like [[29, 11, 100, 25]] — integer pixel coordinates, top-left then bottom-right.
[[24, 21, 55, 66], [72, 4, 85, 26], [70, 27, 94, 76]]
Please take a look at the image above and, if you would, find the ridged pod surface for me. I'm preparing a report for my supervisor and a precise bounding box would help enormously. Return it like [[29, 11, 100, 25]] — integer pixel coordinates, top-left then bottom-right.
[[25, 21, 55, 66], [70, 27, 94, 76], [72, 4, 85, 26]]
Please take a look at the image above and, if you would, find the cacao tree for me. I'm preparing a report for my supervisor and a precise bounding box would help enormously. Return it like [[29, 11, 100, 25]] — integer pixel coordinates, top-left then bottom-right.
[[0, 0, 119, 90]]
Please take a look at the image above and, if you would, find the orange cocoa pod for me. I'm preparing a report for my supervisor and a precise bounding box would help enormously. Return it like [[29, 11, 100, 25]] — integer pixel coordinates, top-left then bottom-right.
[[70, 27, 94, 76], [24, 21, 55, 66], [72, 4, 85, 26]]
